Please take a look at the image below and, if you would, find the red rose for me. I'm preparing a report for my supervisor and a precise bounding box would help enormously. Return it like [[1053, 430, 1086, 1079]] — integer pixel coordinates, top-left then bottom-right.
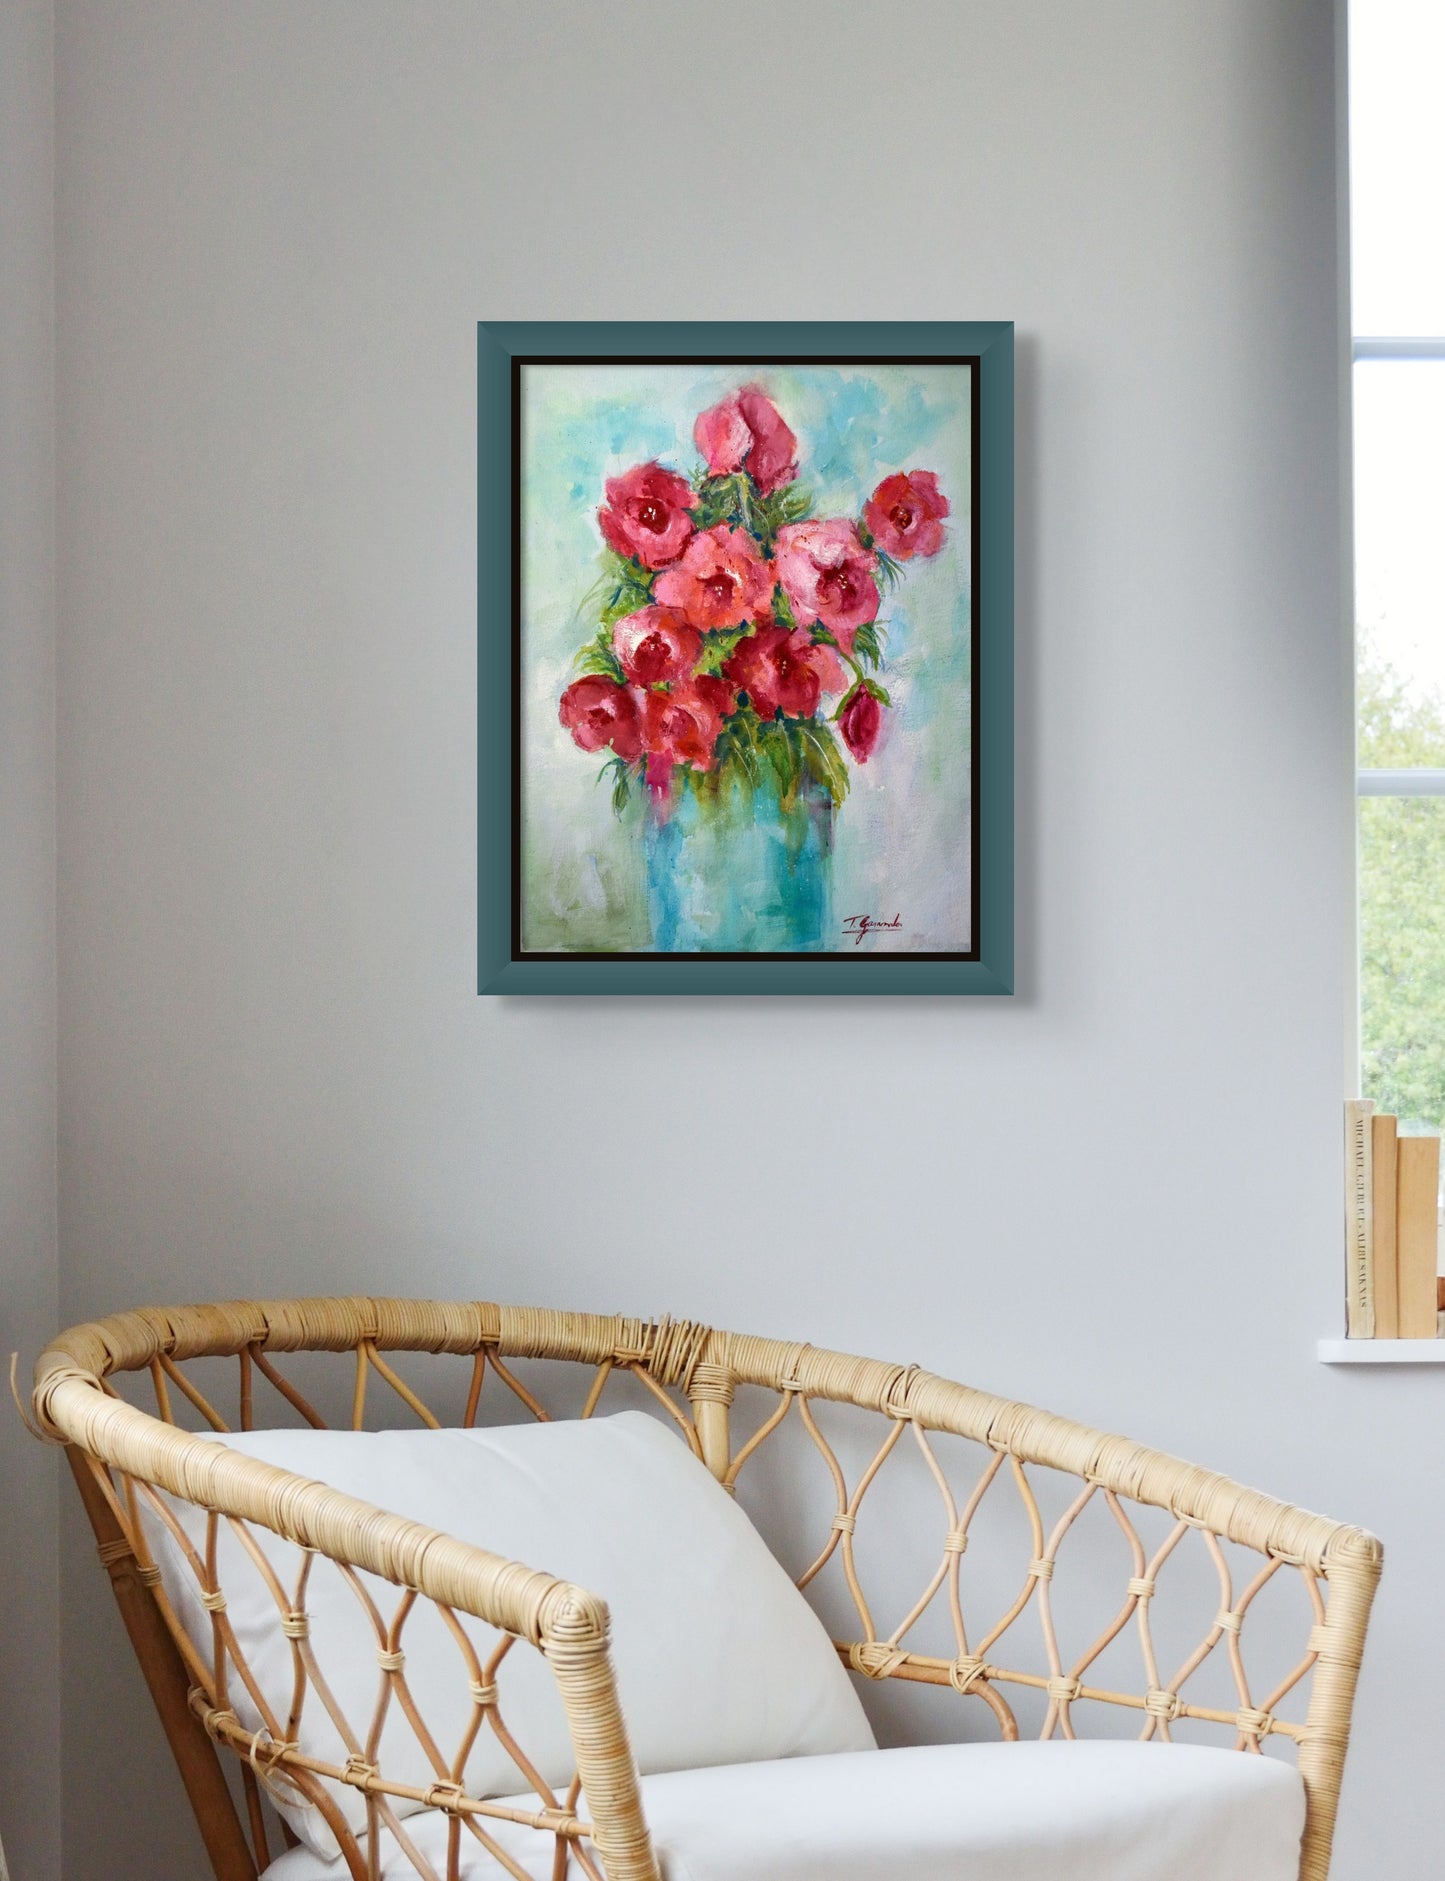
[[611, 606, 702, 686], [839, 686, 883, 763], [693, 387, 799, 496], [863, 470, 949, 560], [558, 675, 642, 763], [653, 524, 774, 632], [724, 625, 843, 722], [598, 462, 698, 570], [774, 519, 879, 655], [640, 674, 738, 776]]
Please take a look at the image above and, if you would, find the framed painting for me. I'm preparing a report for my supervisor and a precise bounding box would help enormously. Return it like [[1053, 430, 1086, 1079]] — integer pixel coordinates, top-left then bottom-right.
[[479, 321, 1012, 994]]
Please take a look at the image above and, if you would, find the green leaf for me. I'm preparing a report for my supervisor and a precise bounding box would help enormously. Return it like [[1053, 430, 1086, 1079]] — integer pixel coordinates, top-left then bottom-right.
[[793, 717, 851, 808], [753, 482, 812, 555], [574, 629, 626, 683], [695, 624, 750, 676], [598, 584, 654, 635], [715, 743, 759, 796], [710, 704, 768, 797], [689, 473, 813, 556], [691, 473, 748, 536], [754, 716, 801, 809], [873, 547, 906, 592], [587, 549, 655, 634], [771, 586, 799, 632], [599, 755, 642, 819], [832, 676, 890, 718], [851, 620, 887, 670], [601, 548, 652, 591]]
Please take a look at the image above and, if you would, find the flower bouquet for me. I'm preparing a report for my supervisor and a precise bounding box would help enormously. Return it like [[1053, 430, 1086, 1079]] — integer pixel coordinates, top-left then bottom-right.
[[557, 385, 948, 949]]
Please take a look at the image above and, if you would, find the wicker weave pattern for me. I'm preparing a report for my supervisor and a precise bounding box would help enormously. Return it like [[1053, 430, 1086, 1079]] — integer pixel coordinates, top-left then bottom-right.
[[33, 1298, 1381, 1881], [726, 1386, 1331, 1751]]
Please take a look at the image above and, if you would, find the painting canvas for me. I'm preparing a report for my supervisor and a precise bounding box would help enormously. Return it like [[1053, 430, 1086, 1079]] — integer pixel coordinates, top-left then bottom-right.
[[516, 357, 977, 961]]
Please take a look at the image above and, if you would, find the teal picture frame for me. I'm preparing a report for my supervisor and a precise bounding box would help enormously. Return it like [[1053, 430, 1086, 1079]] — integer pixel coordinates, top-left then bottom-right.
[[479, 320, 1013, 994]]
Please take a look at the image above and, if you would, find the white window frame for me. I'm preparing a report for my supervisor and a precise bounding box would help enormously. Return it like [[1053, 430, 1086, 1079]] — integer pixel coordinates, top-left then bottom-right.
[[1352, 333, 1445, 803]]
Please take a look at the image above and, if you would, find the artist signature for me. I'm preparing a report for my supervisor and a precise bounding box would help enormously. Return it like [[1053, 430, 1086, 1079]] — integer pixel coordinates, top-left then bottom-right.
[[842, 913, 903, 947]]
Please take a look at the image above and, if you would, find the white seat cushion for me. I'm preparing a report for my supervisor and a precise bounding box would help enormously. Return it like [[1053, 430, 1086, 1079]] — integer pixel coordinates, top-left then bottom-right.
[[261, 1740, 1305, 1881], [141, 1412, 872, 1858]]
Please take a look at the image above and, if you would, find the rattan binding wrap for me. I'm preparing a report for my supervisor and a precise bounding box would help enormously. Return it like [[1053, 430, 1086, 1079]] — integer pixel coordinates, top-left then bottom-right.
[[34, 1297, 1381, 1881]]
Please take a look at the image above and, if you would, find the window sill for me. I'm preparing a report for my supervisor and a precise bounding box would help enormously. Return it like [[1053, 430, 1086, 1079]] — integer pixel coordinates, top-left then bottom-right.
[[1318, 1338, 1445, 1364]]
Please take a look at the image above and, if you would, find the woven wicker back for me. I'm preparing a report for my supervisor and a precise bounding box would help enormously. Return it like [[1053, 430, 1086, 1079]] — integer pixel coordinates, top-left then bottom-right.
[[33, 1298, 1380, 1881]]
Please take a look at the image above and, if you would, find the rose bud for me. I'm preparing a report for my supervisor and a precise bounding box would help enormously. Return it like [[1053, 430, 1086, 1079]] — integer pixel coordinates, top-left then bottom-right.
[[693, 387, 798, 495], [839, 687, 883, 763]]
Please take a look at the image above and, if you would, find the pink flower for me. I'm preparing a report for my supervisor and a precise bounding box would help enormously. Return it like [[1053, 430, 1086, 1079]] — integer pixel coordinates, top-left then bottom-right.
[[559, 676, 642, 763], [863, 470, 949, 560], [611, 606, 702, 687], [774, 519, 879, 654], [598, 462, 698, 570], [654, 524, 774, 632], [723, 625, 843, 723], [839, 687, 883, 763], [693, 387, 798, 495], [640, 674, 738, 779]]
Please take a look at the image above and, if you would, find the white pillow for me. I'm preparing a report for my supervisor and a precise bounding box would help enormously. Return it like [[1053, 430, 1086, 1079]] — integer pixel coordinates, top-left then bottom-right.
[[141, 1411, 874, 1857]]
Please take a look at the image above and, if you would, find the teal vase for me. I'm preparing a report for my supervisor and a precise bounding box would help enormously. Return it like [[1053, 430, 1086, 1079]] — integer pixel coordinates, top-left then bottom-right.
[[643, 774, 834, 953]]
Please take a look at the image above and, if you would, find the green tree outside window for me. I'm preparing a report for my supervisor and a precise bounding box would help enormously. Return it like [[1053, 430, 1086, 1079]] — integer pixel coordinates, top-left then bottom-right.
[[1359, 635, 1445, 1132]]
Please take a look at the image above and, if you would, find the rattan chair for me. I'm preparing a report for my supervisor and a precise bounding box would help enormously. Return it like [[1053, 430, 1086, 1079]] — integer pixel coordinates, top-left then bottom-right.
[[32, 1297, 1380, 1881]]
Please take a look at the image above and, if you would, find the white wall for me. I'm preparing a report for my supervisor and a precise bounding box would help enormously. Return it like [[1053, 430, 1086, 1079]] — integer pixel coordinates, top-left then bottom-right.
[[0, 1, 62, 1876], [49, 1, 1442, 1876]]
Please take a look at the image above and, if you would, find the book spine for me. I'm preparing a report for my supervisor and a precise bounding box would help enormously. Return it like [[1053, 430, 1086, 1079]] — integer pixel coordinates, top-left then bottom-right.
[[1371, 1115, 1399, 1339], [1345, 1100, 1374, 1338], [1397, 1134, 1440, 1339]]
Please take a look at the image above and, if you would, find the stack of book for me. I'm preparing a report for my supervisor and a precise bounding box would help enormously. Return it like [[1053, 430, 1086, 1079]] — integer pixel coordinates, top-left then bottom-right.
[[1344, 1100, 1442, 1339]]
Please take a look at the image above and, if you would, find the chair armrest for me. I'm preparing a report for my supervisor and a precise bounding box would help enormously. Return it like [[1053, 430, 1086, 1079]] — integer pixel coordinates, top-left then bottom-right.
[[35, 1357, 660, 1881]]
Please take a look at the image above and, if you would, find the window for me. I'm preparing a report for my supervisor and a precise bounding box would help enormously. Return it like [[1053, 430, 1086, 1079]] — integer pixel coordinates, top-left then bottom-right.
[[1351, 0, 1445, 1131]]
